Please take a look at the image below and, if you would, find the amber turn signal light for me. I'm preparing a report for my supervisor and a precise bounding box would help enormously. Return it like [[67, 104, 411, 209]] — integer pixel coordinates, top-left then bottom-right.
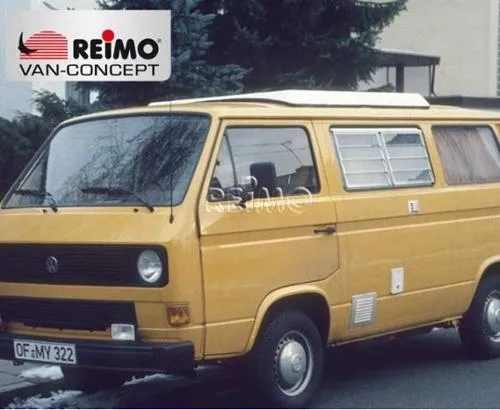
[[167, 304, 190, 327]]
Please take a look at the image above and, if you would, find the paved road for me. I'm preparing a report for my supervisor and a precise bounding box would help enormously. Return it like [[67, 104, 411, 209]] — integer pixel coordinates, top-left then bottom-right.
[[7, 329, 500, 408]]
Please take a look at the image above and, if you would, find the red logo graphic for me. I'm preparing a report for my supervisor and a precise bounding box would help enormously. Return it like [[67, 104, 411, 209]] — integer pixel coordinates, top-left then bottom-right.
[[102, 29, 115, 42], [18, 30, 68, 60]]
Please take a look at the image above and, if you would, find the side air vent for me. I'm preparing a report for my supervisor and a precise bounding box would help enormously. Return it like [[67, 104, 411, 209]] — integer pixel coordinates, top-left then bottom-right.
[[350, 292, 377, 327]]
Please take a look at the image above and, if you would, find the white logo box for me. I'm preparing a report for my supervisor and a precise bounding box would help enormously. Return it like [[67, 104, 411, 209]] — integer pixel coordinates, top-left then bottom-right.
[[6, 10, 171, 82]]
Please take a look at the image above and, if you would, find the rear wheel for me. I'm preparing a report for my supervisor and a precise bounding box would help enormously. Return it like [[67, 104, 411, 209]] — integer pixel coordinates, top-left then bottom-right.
[[460, 275, 500, 359], [250, 310, 324, 408], [62, 367, 130, 393]]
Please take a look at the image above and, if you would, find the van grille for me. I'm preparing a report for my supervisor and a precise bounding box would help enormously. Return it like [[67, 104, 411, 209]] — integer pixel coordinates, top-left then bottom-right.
[[0, 298, 136, 331], [0, 244, 167, 287]]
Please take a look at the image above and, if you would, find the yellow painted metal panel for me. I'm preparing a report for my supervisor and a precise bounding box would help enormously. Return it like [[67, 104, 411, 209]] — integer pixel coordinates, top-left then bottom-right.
[[1, 102, 500, 364]]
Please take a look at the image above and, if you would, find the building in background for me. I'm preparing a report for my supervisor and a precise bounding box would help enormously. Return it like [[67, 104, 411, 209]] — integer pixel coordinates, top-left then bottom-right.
[[32, 0, 95, 106], [65, 82, 91, 106], [0, 0, 33, 119], [360, 48, 440, 96], [361, 0, 499, 97], [4, 0, 500, 118], [0, 0, 95, 120]]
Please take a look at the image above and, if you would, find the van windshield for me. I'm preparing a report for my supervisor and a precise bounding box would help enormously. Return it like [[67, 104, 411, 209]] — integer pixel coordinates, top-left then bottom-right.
[[4, 114, 210, 209]]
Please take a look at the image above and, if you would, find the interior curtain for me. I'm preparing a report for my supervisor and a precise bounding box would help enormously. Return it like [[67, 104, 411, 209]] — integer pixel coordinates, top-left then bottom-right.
[[433, 126, 500, 185]]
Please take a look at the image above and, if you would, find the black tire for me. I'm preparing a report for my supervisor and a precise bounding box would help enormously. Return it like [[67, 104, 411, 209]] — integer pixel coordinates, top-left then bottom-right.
[[62, 367, 129, 393], [459, 275, 500, 359], [249, 310, 324, 408]]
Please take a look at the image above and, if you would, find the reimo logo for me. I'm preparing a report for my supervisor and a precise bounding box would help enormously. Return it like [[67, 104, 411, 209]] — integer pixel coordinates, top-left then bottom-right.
[[18, 30, 68, 60], [7, 10, 171, 82], [73, 29, 160, 60]]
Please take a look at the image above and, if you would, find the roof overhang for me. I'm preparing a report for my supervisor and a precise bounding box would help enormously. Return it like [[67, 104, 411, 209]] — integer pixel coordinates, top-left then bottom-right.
[[427, 96, 500, 110], [377, 48, 441, 67]]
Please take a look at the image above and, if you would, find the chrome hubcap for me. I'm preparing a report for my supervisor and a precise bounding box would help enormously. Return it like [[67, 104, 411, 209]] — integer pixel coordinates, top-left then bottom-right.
[[484, 292, 500, 341], [273, 330, 313, 397]]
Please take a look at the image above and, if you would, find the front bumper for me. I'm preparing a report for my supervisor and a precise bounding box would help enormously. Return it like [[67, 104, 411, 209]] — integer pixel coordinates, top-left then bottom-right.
[[0, 334, 194, 372]]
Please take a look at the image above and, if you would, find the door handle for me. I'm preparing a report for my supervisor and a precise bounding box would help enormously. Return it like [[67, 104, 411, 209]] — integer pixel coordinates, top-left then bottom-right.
[[313, 226, 336, 235]]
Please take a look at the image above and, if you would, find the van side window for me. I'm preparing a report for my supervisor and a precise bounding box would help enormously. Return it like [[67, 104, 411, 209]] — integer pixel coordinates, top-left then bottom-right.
[[208, 135, 237, 201], [208, 127, 320, 201], [433, 126, 500, 185], [331, 128, 434, 190]]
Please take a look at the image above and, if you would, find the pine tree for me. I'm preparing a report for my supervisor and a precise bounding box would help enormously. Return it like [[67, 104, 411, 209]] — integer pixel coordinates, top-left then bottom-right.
[[82, 0, 249, 107], [199, 0, 407, 91], [0, 118, 32, 196], [7, 90, 92, 194]]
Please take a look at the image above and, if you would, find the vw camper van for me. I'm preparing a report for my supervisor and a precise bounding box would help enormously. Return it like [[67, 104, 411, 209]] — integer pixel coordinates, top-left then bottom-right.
[[0, 90, 499, 407]]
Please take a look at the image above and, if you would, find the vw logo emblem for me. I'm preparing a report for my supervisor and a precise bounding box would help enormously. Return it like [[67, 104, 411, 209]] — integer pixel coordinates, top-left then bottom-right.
[[46, 256, 59, 274]]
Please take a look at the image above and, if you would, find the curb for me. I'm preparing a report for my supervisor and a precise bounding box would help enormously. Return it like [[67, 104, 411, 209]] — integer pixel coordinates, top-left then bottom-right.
[[0, 379, 64, 407]]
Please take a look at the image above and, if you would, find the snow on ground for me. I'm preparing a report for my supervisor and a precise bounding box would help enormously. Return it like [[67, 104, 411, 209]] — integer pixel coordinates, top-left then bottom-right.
[[6, 375, 186, 409], [7, 373, 186, 409], [6, 391, 83, 409], [124, 373, 171, 386], [6, 388, 128, 409], [7, 366, 218, 409], [19, 366, 63, 382]]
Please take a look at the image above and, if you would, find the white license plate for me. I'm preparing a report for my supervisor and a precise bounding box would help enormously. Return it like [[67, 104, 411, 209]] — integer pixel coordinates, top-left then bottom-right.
[[13, 340, 77, 365]]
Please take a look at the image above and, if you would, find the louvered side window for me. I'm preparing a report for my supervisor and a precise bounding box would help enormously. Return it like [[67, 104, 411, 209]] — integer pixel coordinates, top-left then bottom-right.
[[331, 128, 434, 191]]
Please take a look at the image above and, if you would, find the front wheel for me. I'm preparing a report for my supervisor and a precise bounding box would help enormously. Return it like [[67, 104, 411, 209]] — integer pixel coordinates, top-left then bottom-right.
[[460, 275, 500, 359], [250, 310, 324, 408]]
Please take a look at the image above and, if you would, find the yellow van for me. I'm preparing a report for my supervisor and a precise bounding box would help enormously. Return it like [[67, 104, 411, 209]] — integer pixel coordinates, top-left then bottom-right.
[[1, 90, 500, 407]]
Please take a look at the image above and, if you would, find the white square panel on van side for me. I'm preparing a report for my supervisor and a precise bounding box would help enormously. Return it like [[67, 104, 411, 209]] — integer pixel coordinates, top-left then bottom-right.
[[391, 267, 405, 295]]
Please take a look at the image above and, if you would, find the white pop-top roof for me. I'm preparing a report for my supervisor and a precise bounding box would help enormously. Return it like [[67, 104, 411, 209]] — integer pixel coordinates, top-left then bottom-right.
[[148, 89, 430, 109]]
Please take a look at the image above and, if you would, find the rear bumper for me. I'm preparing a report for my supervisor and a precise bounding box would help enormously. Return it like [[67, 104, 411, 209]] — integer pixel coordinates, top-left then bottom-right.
[[0, 333, 194, 372]]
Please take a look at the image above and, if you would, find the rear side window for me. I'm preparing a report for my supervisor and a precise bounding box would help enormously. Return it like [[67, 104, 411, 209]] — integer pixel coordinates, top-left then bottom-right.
[[433, 126, 500, 185], [208, 127, 320, 201], [331, 127, 434, 190]]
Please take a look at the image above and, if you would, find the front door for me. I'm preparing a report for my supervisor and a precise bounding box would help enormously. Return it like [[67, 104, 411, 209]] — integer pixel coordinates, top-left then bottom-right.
[[197, 119, 339, 357]]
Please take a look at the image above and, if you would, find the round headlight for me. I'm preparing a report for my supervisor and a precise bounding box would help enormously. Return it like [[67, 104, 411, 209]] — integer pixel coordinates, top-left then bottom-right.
[[137, 250, 163, 284]]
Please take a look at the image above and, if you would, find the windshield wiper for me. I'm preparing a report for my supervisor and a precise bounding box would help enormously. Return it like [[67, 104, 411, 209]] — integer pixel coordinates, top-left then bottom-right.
[[80, 186, 155, 213], [13, 189, 59, 212]]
